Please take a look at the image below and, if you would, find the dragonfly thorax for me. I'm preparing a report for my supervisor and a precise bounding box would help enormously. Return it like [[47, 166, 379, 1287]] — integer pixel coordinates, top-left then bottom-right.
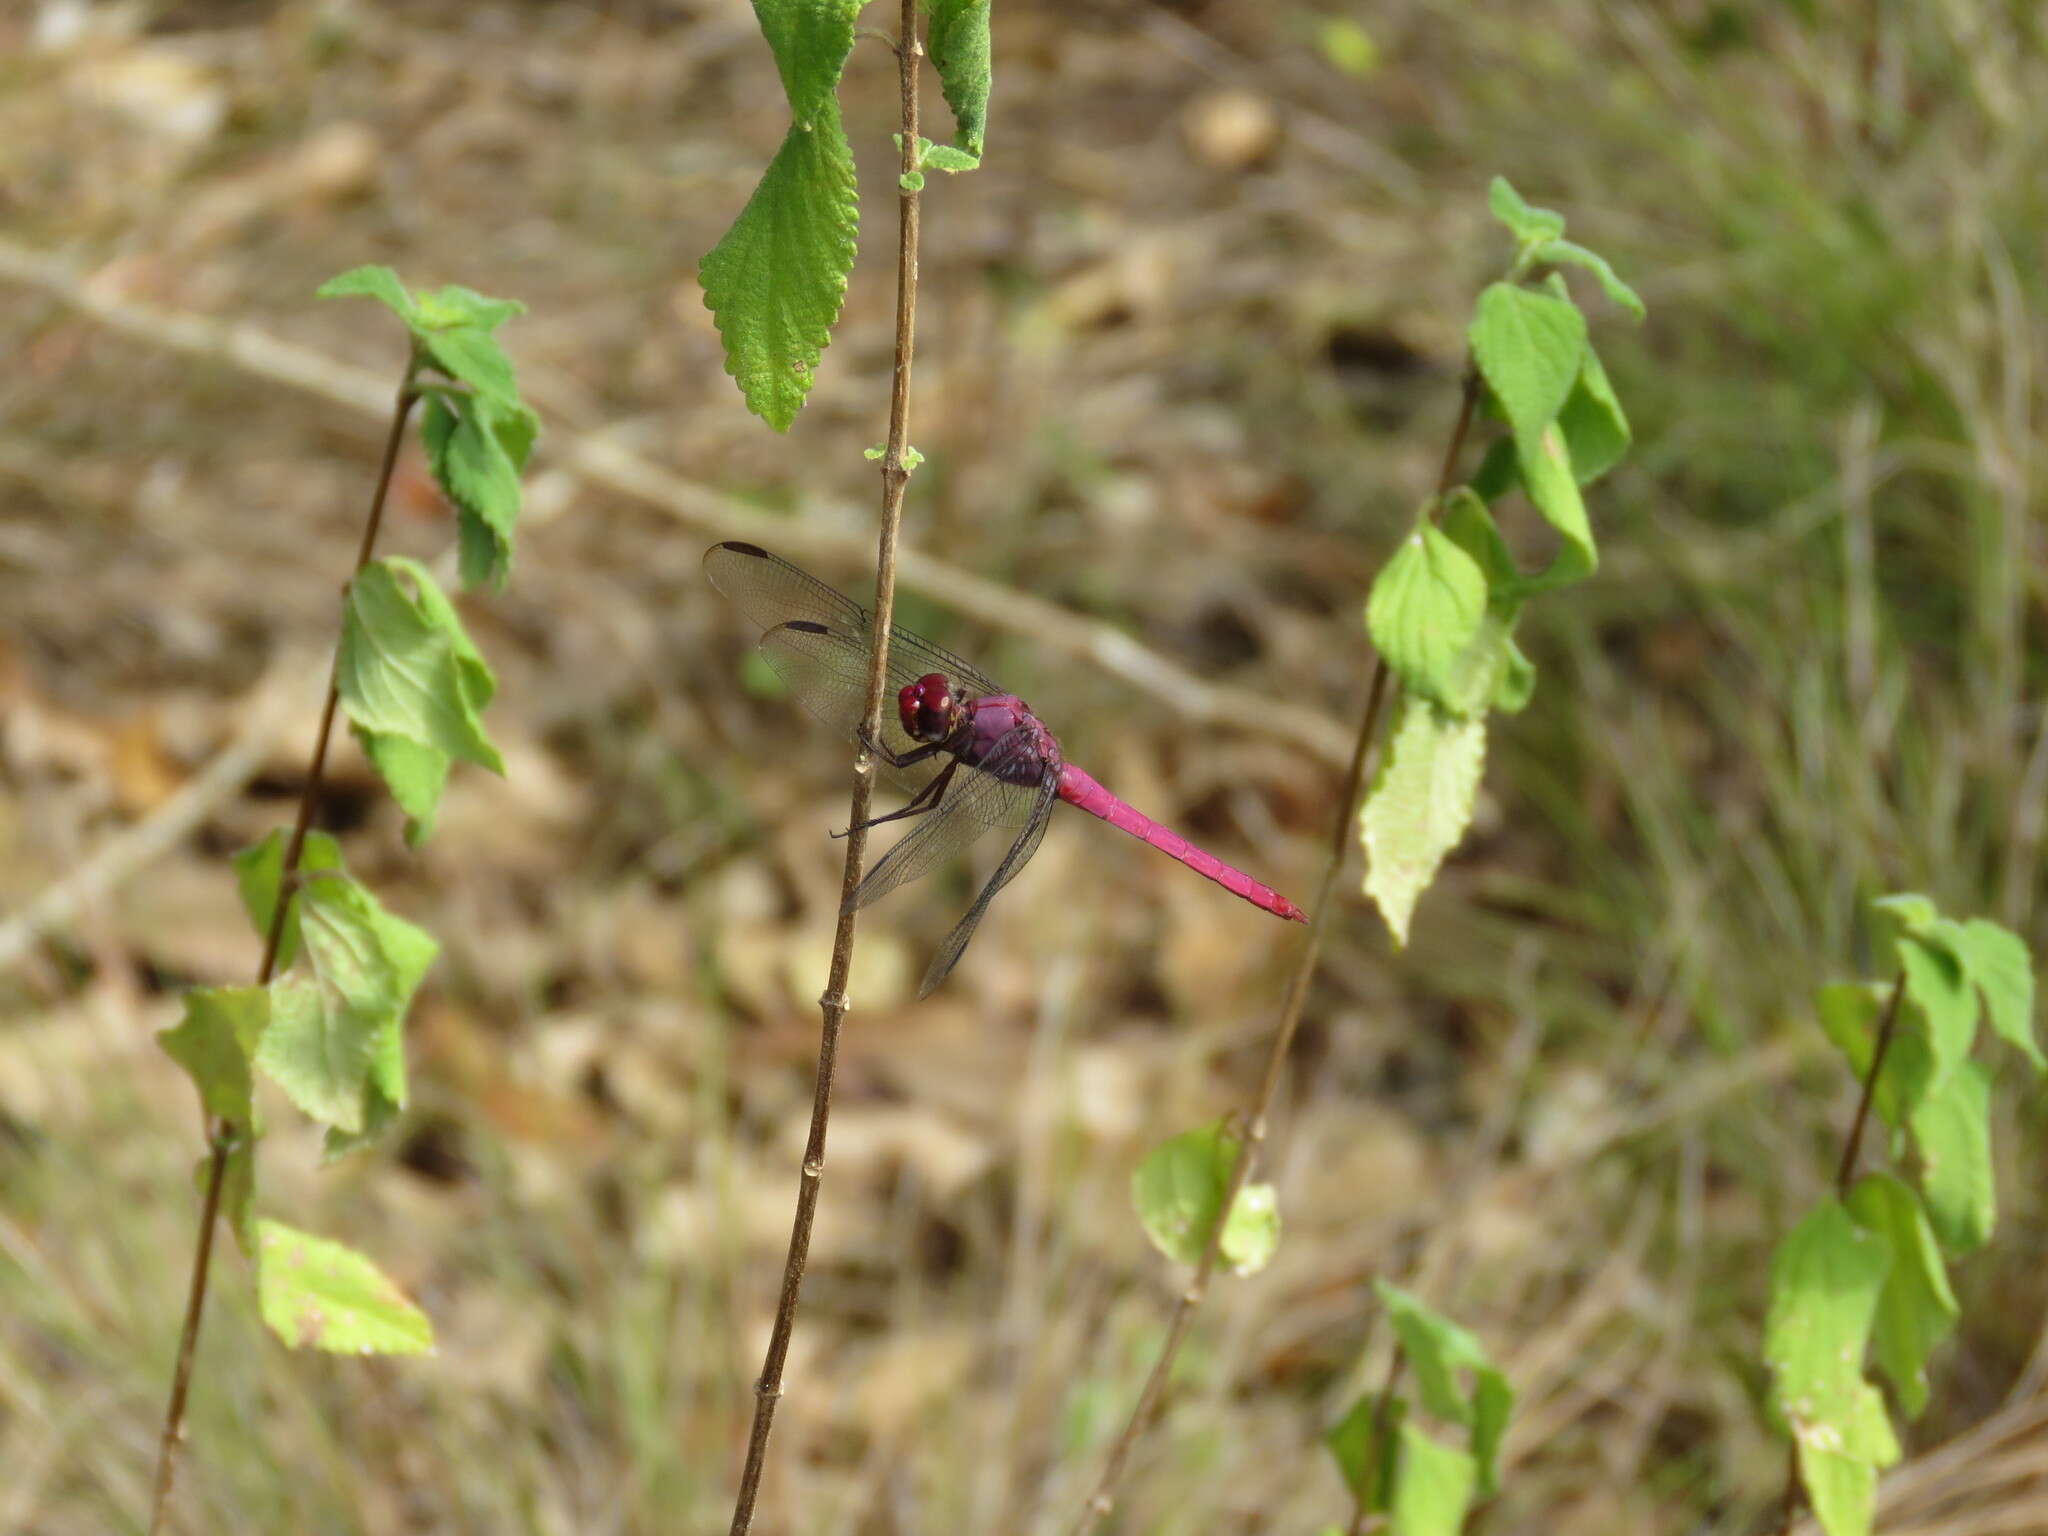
[[899, 672, 963, 744]]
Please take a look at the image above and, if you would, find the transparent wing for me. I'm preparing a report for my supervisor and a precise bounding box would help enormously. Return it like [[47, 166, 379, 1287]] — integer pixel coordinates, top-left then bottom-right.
[[704, 540, 1006, 700], [849, 728, 1049, 913], [918, 774, 1061, 998]]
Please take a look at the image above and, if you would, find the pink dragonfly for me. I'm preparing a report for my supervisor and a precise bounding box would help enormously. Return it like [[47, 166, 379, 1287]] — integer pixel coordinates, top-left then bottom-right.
[[706, 542, 1308, 997]]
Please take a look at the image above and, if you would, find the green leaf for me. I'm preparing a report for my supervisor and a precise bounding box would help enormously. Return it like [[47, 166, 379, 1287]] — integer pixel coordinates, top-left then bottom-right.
[[255, 1220, 433, 1354], [1389, 1422, 1478, 1536], [1539, 239, 1646, 320], [1491, 633, 1535, 713], [1873, 891, 1940, 937], [1360, 695, 1486, 946], [1365, 524, 1487, 709], [1375, 1280, 1514, 1496], [1131, 1121, 1281, 1275], [206, 1130, 260, 1260], [1556, 345, 1631, 486], [421, 391, 537, 590], [1910, 1060, 1995, 1255], [1797, 1383, 1899, 1536], [316, 265, 416, 320], [1438, 490, 1516, 590], [1512, 422, 1599, 591], [1766, 1200, 1891, 1434], [1953, 918, 2040, 1073], [1845, 1173, 1958, 1419], [1767, 1198, 1900, 1534], [700, 0, 862, 430], [922, 142, 981, 172], [1468, 436, 1519, 504], [1469, 284, 1585, 445], [355, 727, 450, 848], [413, 284, 525, 336], [927, 0, 992, 158], [1899, 934, 1976, 1089], [231, 829, 347, 972], [158, 986, 270, 1129], [338, 559, 503, 782], [419, 328, 518, 411], [1486, 176, 1565, 245], [256, 874, 437, 1133], [898, 170, 925, 193], [1326, 1392, 1401, 1508]]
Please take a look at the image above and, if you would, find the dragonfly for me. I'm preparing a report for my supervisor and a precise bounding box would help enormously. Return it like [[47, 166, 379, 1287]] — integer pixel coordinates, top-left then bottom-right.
[[705, 541, 1308, 997]]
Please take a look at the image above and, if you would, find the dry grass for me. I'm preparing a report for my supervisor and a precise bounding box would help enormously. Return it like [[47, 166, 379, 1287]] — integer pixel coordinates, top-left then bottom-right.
[[2, 2, 2045, 1533]]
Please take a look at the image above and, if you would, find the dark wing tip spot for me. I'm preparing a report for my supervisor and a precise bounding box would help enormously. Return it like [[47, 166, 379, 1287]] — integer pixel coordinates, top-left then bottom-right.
[[782, 620, 832, 635], [719, 540, 770, 558]]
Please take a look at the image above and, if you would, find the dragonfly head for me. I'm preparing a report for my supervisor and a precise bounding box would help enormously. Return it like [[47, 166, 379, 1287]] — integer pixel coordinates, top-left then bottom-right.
[[899, 673, 960, 744]]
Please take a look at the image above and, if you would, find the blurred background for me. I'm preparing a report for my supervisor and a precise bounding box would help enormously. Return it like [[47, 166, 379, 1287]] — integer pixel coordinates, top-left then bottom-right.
[[3, 1, 2045, 1532]]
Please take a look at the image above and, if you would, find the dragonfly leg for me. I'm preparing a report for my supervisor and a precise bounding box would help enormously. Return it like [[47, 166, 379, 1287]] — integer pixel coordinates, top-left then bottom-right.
[[832, 757, 960, 839], [856, 727, 948, 772]]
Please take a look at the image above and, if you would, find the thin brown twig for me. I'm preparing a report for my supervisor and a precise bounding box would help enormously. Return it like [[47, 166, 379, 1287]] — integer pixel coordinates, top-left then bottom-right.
[[1072, 368, 1486, 1535], [1774, 968, 1909, 1536], [725, 7, 922, 1531], [147, 373, 418, 1536], [0, 237, 1350, 769]]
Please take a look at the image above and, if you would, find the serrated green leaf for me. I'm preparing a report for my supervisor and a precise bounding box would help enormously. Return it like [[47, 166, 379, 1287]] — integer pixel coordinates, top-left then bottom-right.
[[413, 284, 525, 335], [338, 559, 503, 778], [1486, 176, 1564, 245], [1365, 525, 1487, 709], [1131, 1121, 1280, 1274], [1845, 1173, 1958, 1419], [255, 1220, 433, 1354], [158, 986, 269, 1129], [316, 265, 415, 319], [421, 392, 535, 590], [1389, 1422, 1478, 1536], [1766, 1200, 1891, 1480], [700, 0, 861, 430], [1557, 345, 1631, 485], [1375, 1280, 1514, 1496], [420, 328, 519, 410], [1539, 239, 1645, 320], [1910, 1060, 1994, 1255], [232, 829, 347, 972], [1873, 891, 1940, 935], [1360, 695, 1486, 945], [1326, 1391, 1401, 1508], [1953, 918, 2040, 1073], [927, 0, 992, 158], [899, 170, 925, 192], [1470, 284, 1585, 444], [256, 874, 436, 1133], [1899, 934, 1975, 1090]]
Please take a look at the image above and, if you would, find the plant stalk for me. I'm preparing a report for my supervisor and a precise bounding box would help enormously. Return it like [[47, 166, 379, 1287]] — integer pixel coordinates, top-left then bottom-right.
[[724, 6, 922, 1531], [148, 373, 419, 1535], [1072, 367, 1484, 1534], [1774, 967, 1909, 1534]]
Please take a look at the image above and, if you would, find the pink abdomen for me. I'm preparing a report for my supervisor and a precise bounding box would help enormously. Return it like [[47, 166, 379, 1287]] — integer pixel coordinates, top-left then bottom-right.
[[1057, 765, 1307, 923]]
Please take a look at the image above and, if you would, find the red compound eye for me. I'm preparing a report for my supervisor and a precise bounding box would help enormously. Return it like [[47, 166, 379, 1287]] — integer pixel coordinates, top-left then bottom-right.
[[897, 673, 955, 743]]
